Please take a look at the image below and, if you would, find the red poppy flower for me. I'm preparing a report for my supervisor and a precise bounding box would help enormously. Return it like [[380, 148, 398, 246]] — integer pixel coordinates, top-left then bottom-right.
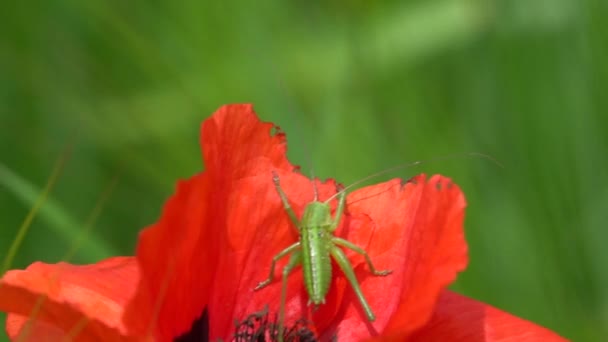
[[0, 104, 567, 341]]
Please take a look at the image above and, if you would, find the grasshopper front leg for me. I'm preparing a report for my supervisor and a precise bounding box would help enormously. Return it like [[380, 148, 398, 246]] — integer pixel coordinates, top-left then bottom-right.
[[273, 171, 300, 229], [329, 184, 346, 232]]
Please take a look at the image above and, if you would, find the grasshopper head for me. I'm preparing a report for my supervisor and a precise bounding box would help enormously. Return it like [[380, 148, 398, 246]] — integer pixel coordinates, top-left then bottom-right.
[[301, 201, 333, 227]]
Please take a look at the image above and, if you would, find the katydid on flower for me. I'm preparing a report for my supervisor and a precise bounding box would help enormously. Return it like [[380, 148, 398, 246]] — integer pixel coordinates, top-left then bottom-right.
[[254, 171, 392, 326], [253, 151, 500, 341]]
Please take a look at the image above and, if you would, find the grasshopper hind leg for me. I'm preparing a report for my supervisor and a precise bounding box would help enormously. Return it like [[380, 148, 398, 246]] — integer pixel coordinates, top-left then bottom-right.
[[332, 237, 392, 276], [329, 245, 378, 321], [255, 242, 301, 290], [276, 249, 302, 342], [329, 239, 393, 322]]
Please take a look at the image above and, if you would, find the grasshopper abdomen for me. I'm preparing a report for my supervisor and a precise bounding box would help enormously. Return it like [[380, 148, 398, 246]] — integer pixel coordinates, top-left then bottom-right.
[[301, 221, 332, 305]]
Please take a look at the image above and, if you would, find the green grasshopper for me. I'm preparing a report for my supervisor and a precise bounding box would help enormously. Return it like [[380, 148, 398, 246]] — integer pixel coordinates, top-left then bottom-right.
[[254, 170, 392, 330], [253, 153, 498, 340]]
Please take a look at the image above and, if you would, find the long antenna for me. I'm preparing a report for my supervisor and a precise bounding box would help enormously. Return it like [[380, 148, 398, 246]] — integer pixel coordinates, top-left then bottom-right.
[[275, 78, 319, 201], [245, 17, 319, 201], [324, 152, 503, 203]]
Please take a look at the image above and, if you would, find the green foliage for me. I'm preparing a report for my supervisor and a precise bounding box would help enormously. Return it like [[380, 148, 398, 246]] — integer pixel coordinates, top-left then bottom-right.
[[0, 0, 606, 340]]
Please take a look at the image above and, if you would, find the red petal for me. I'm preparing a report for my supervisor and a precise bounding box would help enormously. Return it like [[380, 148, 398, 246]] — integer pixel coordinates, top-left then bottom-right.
[[314, 175, 468, 338], [6, 315, 66, 341], [404, 290, 568, 341], [0, 256, 139, 341], [123, 104, 296, 340]]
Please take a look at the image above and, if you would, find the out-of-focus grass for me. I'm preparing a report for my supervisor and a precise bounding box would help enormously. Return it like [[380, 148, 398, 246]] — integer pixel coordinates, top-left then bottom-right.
[[0, 1, 606, 340]]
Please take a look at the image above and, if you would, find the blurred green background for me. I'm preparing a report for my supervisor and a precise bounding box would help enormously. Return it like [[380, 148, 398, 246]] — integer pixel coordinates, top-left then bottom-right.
[[1, 0, 606, 340]]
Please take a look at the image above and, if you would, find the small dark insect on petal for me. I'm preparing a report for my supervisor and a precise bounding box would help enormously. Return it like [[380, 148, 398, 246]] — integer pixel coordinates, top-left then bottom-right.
[[270, 125, 285, 138], [435, 181, 443, 191], [231, 306, 323, 342], [405, 177, 418, 186], [175, 308, 210, 342]]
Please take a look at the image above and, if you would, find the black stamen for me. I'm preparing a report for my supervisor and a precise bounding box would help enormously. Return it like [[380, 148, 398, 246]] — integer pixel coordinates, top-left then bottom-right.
[[172, 307, 330, 342], [231, 306, 322, 342]]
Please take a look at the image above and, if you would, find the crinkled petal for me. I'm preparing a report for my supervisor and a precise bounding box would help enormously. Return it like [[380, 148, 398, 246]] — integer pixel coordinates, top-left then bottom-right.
[[0, 256, 139, 341], [123, 104, 296, 340], [6, 314, 66, 341], [404, 290, 568, 341], [314, 175, 468, 339]]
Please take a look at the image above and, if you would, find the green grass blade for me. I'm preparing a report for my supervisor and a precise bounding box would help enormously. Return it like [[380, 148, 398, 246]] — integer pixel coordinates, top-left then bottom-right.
[[0, 161, 115, 268]]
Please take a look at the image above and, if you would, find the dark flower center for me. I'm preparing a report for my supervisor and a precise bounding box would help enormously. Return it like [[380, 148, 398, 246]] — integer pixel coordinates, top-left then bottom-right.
[[231, 306, 318, 342], [175, 309, 210, 342], [173, 307, 321, 342]]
